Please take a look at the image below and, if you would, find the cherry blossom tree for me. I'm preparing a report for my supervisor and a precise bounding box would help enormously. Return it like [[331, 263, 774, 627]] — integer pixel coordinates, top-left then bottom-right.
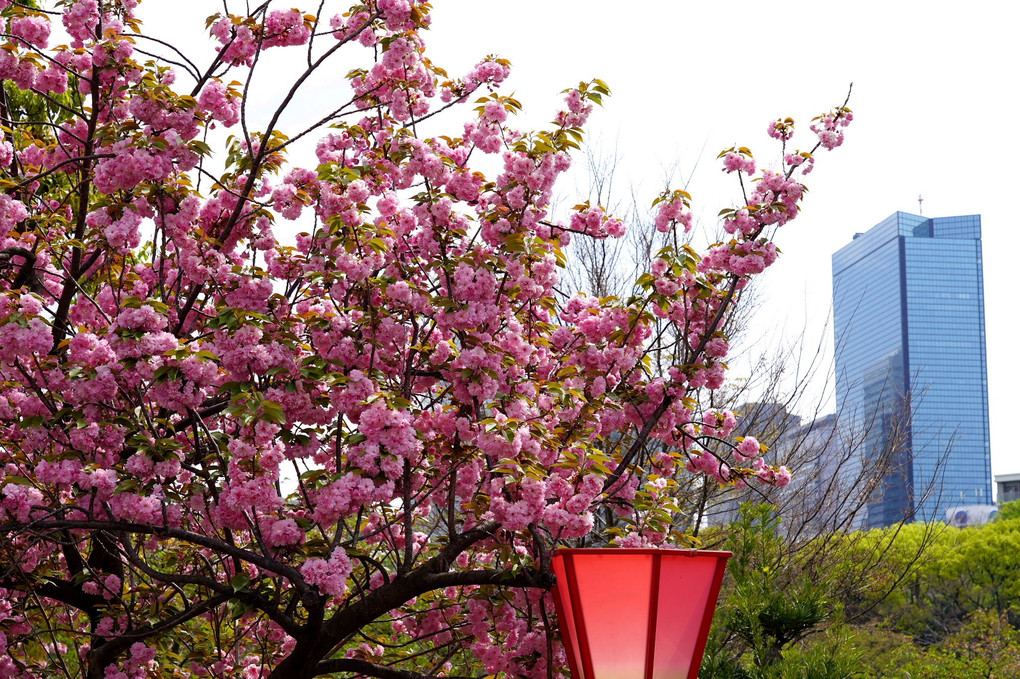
[[0, 1, 851, 677]]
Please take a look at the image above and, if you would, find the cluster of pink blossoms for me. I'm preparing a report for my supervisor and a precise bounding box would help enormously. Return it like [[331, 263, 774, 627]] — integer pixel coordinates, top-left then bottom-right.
[[262, 9, 312, 48], [62, 0, 100, 46], [300, 549, 354, 598], [198, 80, 242, 127], [9, 15, 49, 48], [722, 151, 756, 175], [556, 87, 593, 127], [767, 118, 795, 141], [812, 108, 853, 149], [654, 190, 695, 232], [568, 206, 626, 238]]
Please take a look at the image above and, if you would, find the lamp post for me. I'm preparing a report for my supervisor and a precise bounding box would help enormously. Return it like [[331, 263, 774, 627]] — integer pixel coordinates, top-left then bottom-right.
[[550, 548, 731, 679]]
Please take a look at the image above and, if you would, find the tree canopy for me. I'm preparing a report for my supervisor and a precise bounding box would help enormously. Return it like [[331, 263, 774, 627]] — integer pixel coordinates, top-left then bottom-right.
[[0, 1, 850, 677]]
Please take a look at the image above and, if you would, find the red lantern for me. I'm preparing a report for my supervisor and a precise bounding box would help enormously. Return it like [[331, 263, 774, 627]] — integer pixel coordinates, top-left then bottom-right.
[[551, 548, 731, 679]]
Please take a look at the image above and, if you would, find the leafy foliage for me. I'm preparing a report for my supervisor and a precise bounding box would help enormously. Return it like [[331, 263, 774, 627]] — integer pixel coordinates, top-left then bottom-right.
[[701, 504, 857, 679], [705, 508, 1020, 679]]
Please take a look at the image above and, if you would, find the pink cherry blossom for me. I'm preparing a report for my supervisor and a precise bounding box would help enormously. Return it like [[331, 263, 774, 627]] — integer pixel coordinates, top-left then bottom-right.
[[0, 3, 851, 677]]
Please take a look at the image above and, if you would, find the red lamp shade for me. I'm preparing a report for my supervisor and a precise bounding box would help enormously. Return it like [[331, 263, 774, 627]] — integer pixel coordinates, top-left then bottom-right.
[[550, 548, 731, 679]]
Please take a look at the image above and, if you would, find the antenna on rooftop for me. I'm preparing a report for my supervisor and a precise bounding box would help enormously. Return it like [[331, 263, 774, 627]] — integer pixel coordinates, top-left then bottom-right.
[[918, 194, 924, 216]]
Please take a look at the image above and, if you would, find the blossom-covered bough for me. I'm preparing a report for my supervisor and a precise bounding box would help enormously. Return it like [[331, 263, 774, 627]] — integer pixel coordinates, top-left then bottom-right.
[[0, 1, 851, 677]]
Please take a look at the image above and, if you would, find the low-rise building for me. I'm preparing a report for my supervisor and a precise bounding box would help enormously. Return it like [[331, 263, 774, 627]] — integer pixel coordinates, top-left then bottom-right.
[[995, 473, 1020, 505]]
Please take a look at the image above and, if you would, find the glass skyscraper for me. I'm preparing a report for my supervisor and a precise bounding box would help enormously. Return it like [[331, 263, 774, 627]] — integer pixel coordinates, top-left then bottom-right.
[[832, 212, 991, 527]]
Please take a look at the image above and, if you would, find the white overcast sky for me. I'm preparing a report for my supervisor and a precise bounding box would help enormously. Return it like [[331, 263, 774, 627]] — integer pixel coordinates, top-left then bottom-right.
[[138, 1, 1017, 479]]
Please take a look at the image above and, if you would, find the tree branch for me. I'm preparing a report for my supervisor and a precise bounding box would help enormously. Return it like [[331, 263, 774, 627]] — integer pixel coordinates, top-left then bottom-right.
[[3, 519, 308, 591], [314, 658, 480, 679]]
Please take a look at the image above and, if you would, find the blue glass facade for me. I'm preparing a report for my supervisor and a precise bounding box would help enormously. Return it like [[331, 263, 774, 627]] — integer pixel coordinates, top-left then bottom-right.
[[832, 213, 991, 527]]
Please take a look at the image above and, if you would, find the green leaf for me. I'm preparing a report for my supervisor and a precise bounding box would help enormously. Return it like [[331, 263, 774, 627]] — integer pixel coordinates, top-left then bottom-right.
[[503, 233, 526, 252], [260, 401, 287, 425]]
